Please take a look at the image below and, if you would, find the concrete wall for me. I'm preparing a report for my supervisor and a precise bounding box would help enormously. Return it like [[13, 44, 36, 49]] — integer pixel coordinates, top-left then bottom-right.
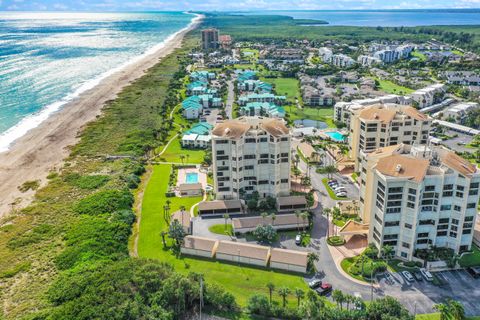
[[181, 248, 212, 258], [216, 253, 267, 267], [270, 261, 307, 273]]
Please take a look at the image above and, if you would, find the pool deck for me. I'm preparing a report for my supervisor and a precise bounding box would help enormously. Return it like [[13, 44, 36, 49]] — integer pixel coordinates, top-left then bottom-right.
[[177, 166, 207, 189]]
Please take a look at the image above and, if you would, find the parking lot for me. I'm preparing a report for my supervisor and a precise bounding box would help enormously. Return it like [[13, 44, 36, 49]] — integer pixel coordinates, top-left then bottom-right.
[[375, 269, 480, 316]]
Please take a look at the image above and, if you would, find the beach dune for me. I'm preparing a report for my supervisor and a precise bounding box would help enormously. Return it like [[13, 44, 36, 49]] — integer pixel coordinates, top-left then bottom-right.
[[0, 15, 203, 218]]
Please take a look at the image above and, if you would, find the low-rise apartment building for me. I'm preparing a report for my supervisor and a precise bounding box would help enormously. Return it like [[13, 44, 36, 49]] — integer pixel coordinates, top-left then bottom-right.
[[349, 104, 431, 170], [211, 116, 291, 200], [409, 84, 446, 108], [359, 144, 480, 260]]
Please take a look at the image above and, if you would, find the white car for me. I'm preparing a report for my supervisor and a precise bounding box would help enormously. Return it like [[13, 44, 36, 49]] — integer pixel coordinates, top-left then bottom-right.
[[420, 268, 433, 281], [402, 271, 414, 282]]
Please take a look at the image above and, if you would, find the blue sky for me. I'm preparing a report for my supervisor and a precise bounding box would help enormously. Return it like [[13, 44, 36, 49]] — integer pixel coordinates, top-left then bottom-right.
[[1, 0, 480, 11]]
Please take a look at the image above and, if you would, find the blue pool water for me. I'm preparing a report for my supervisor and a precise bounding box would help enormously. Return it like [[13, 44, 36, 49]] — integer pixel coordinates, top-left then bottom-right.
[[186, 172, 199, 184], [325, 131, 346, 142]]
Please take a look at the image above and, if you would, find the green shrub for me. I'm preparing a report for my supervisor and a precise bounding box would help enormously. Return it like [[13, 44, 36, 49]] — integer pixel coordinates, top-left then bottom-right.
[[74, 189, 133, 215], [327, 236, 345, 246], [18, 180, 40, 192], [7, 224, 55, 249], [64, 174, 110, 190]]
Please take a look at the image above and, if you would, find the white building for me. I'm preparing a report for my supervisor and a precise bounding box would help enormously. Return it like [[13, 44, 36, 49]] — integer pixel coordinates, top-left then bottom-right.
[[331, 54, 356, 68], [357, 55, 383, 66], [410, 84, 446, 108], [349, 104, 432, 170], [439, 102, 479, 124], [211, 116, 291, 200], [359, 144, 480, 260], [318, 47, 333, 62], [334, 95, 412, 126]]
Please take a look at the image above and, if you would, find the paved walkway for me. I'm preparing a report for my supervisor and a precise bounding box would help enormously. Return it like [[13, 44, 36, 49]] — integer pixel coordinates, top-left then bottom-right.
[[225, 79, 234, 119]]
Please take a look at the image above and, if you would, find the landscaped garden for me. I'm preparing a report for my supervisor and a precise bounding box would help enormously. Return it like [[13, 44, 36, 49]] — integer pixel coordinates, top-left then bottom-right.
[[459, 245, 480, 268], [209, 223, 233, 236], [340, 244, 391, 282], [287, 106, 336, 127]]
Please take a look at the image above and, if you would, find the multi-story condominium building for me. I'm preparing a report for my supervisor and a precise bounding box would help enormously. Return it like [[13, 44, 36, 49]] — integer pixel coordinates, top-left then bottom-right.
[[333, 95, 412, 126], [201, 28, 219, 50], [349, 104, 431, 170], [331, 54, 356, 68], [409, 83, 446, 108], [318, 47, 333, 62], [211, 117, 291, 200], [358, 144, 480, 260], [439, 102, 479, 124], [443, 71, 480, 86], [357, 55, 383, 66]]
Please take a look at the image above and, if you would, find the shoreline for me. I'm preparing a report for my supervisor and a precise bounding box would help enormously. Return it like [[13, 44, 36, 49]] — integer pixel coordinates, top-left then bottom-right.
[[0, 13, 203, 219]]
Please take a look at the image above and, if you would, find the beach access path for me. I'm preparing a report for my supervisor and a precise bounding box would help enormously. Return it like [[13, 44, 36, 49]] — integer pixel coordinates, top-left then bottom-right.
[[0, 15, 204, 219]]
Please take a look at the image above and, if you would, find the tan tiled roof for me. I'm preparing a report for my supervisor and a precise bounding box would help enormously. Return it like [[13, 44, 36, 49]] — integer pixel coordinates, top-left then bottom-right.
[[375, 154, 430, 182], [402, 106, 429, 121], [232, 213, 307, 229], [359, 105, 397, 123], [212, 117, 289, 139], [270, 248, 308, 267], [216, 241, 270, 261], [439, 149, 478, 177], [183, 236, 217, 252], [298, 142, 315, 158], [370, 144, 404, 156], [339, 220, 370, 235]]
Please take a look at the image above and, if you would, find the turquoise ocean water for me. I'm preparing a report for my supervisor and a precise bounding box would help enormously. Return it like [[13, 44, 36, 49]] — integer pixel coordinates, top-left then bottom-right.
[[0, 12, 195, 151]]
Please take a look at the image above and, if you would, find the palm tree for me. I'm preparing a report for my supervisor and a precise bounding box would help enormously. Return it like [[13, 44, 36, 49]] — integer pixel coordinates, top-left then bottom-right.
[[261, 212, 268, 225], [332, 289, 345, 309], [307, 252, 319, 271], [294, 210, 301, 231], [186, 154, 190, 164], [270, 213, 276, 226], [278, 287, 290, 308], [223, 213, 230, 231], [447, 299, 465, 320], [434, 303, 450, 320], [301, 211, 309, 233], [294, 289, 305, 307], [381, 245, 394, 263], [180, 154, 185, 165], [160, 231, 167, 247], [323, 208, 331, 238], [266, 282, 275, 305]]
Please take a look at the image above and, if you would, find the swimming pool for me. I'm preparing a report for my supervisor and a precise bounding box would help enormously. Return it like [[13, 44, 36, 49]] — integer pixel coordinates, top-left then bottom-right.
[[186, 172, 199, 184], [325, 131, 346, 142]]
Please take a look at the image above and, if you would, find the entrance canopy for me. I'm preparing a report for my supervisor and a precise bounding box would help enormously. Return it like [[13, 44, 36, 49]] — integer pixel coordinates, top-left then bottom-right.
[[339, 220, 369, 236]]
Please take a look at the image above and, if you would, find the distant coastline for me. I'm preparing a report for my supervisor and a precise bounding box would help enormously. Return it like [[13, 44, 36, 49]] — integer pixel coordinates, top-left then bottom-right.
[[0, 13, 203, 217]]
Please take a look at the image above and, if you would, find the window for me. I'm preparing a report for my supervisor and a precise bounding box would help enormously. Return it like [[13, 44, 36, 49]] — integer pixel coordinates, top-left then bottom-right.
[[470, 189, 479, 196], [456, 192, 464, 198], [470, 182, 479, 189], [385, 221, 400, 227], [425, 185, 435, 191], [407, 202, 415, 209], [401, 252, 408, 258], [457, 185, 465, 191], [443, 184, 453, 190], [404, 223, 412, 229], [443, 191, 453, 197], [417, 232, 429, 238], [467, 203, 476, 209], [280, 179, 289, 183], [244, 154, 256, 159], [408, 188, 417, 195], [465, 216, 474, 222], [440, 204, 451, 211], [437, 231, 447, 237], [375, 214, 383, 224], [280, 137, 288, 141], [463, 229, 472, 235], [439, 218, 449, 224], [245, 138, 256, 143], [454, 205, 461, 212], [384, 234, 398, 240], [388, 187, 403, 193], [402, 242, 410, 248]]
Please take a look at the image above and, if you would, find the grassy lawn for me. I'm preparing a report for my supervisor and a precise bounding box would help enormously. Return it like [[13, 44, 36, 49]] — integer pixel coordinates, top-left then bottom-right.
[[138, 164, 202, 259], [138, 164, 309, 307], [209, 223, 233, 236], [374, 78, 414, 95], [459, 245, 480, 268], [411, 51, 427, 61], [158, 138, 205, 164], [287, 107, 335, 127], [260, 77, 299, 102], [321, 178, 347, 200], [416, 314, 480, 320]]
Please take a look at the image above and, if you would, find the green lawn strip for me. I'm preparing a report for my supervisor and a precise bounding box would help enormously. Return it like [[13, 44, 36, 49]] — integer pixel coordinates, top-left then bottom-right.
[[138, 164, 202, 259], [327, 236, 345, 246], [459, 245, 480, 267], [416, 314, 480, 320], [159, 138, 205, 164], [287, 107, 335, 127], [138, 164, 309, 307], [321, 178, 347, 200], [260, 77, 299, 102], [411, 51, 427, 61], [209, 223, 233, 236], [373, 77, 414, 95]]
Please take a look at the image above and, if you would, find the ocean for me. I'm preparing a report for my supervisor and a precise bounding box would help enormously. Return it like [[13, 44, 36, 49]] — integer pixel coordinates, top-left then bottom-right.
[[0, 11, 195, 152], [236, 9, 480, 27]]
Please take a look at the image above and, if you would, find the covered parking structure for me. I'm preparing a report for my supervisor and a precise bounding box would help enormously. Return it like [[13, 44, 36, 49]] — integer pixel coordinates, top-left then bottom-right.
[[215, 240, 270, 267], [276, 196, 308, 212], [270, 248, 308, 273], [181, 236, 218, 258], [197, 200, 244, 217], [232, 213, 308, 233]]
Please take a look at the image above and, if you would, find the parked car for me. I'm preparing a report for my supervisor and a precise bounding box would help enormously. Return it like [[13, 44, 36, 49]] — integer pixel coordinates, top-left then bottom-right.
[[295, 234, 302, 245], [328, 179, 337, 184], [336, 192, 347, 197], [385, 272, 395, 284], [413, 272, 423, 281], [316, 283, 332, 296], [333, 186, 346, 192], [308, 279, 322, 289], [420, 268, 433, 281], [467, 267, 480, 279], [328, 182, 339, 188], [402, 271, 414, 282]]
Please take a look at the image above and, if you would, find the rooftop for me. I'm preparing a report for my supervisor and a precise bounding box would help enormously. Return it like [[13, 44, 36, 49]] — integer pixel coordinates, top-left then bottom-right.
[[375, 154, 430, 182], [212, 116, 289, 139], [216, 240, 270, 261], [183, 235, 218, 252], [198, 200, 242, 211], [270, 248, 308, 267], [232, 213, 307, 230]]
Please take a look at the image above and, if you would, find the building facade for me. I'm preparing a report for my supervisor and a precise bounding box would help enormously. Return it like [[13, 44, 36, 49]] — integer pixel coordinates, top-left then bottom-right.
[[349, 104, 432, 169], [211, 117, 291, 200], [359, 144, 480, 260], [202, 28, 219, 50]]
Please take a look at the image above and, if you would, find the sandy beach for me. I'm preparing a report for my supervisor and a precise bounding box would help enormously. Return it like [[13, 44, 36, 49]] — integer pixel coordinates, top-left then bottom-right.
[[0, 14, 203, 218]]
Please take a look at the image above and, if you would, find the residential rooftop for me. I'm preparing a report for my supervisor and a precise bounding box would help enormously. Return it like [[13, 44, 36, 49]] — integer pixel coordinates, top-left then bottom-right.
[[212, 116, 289, 139]]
